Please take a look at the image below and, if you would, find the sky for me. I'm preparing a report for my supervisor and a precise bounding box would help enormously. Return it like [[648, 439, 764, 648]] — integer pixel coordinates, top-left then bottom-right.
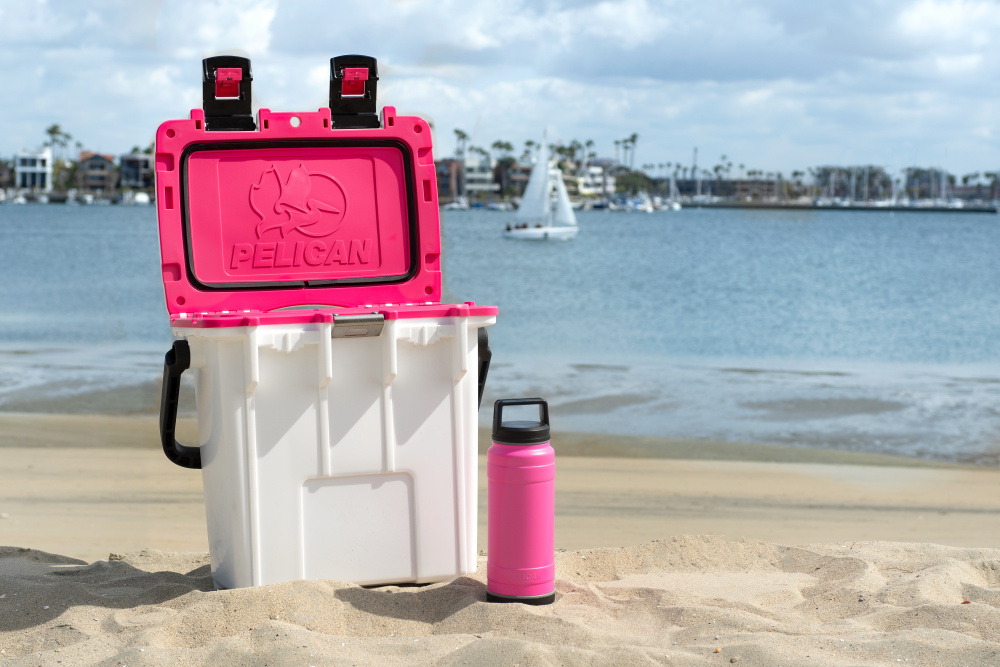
[[1, 0, 998, 179]]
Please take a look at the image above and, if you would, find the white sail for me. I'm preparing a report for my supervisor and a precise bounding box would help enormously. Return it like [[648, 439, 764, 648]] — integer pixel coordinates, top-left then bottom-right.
[[515, 141, 550, 224], [552, 169, 577, 227]]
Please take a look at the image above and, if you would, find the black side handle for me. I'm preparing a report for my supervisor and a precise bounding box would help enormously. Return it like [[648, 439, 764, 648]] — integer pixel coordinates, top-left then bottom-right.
[[160, 340, 202, 469], [477, 328, 492, 409]]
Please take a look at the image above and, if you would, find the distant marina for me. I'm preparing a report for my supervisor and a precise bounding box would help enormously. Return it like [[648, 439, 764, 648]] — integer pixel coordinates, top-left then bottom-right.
[[3, 127, 996, 215], [679, 200, 999, 214]]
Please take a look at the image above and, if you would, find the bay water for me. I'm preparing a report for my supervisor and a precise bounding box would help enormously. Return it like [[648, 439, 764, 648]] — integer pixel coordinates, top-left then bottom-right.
[[2, 204, 999, 463]]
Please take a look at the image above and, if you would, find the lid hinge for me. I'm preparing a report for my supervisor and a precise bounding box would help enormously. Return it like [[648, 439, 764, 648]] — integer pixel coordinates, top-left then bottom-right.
[[202, 56, 257, 132], [329, 55, 380, 129], [333, 313, 385, 338]]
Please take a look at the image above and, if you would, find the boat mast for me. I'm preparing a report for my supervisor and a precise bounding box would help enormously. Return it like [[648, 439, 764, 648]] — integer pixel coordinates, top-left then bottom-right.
[[693, 147, 700, 198], [546, 168, 553, 228]]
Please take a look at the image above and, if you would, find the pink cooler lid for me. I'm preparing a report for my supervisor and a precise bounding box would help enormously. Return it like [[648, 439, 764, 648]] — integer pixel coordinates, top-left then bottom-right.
[[155, 105, 442, 315]]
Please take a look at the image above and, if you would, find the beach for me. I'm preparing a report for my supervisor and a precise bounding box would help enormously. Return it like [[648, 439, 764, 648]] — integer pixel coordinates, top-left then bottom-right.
[[3, 413, 1000, 665]]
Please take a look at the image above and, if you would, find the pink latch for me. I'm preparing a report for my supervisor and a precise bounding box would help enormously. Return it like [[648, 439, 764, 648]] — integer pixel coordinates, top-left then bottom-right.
[[215, 68, 242, 98], [342, 68, 368, 96]]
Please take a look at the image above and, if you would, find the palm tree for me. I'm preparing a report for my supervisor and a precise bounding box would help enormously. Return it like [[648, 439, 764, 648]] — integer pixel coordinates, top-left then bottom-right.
[[491, 140, 514, 163], [454, 129, 469, 159], [627, 133, 638, 170], [45, 124, 72, 162]]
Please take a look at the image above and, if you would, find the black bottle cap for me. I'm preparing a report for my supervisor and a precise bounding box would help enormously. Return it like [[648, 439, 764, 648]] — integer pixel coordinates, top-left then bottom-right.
[[492, 398, 550, 445]]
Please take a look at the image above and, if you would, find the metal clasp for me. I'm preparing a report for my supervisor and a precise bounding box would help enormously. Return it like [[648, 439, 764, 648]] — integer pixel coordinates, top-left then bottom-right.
[[333, 313, 385, 338]]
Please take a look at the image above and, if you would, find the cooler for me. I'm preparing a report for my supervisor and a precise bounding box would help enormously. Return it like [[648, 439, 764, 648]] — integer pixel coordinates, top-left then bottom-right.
[[154, 56, 496, 589]]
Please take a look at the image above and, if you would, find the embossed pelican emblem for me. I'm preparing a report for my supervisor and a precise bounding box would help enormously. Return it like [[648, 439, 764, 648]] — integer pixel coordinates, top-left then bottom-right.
[[250, 164, 347, 238]]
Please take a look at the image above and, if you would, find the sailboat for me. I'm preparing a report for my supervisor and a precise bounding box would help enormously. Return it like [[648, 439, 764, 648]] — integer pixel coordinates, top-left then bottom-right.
[[503, 140, 578, 241], [666, 173, 682, 210]]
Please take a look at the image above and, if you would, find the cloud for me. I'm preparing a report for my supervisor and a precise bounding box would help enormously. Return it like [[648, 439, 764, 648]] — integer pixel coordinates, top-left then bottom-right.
[[0, 0, 998, 175]]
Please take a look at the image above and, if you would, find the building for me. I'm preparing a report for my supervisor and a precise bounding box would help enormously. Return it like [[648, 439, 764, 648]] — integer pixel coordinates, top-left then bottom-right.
[[728, 179, 777, 200], [503, 162, 532, 198], [119, 153, 154, 190], [435, 158, 463, 202], [0, 160, 12, 189], [575, 164, 615, 198], [78, 152, 117, 193], [463, 153, 499, 198], [14, 148, 53, 191]]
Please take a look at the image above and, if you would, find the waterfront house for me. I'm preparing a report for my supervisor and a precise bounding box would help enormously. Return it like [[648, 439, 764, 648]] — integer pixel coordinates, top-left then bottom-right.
[[436, 158, 463, 202], [575, 164, 615, 198], [463, 152, 500, 198], [77, 152, 117, 193], [14, 147, 53, 192], [119, 153, 154, 191]]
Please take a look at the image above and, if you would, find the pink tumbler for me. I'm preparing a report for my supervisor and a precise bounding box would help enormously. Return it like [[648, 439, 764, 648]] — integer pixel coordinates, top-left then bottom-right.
[[487, 398, 555, 605]]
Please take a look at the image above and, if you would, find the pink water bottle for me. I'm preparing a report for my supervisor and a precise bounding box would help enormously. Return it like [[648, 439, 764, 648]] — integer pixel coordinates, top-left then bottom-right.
[[487, 398, 555, 605]]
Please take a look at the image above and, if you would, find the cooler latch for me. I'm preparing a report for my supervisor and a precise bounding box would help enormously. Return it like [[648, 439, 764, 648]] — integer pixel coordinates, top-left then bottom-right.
[[214, 67, 242, 98], [329, 55, 380, 129], [202, 55, 257, 132], [341, 68, 368, 96], [333, 313, 385, 338]]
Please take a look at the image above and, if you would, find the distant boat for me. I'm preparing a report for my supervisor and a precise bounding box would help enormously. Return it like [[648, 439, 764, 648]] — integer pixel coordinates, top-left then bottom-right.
[[503, 139, 578, 241], [665, 173, 682, 210], [623, 192, 654, 213], [443, 195, 469, 210]]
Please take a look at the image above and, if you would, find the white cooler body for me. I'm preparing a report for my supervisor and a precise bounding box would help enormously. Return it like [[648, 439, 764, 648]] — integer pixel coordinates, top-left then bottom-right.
[[176, 314, 494, 589]]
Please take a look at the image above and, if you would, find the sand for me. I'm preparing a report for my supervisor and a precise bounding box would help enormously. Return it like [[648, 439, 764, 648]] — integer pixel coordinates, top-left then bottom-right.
[[3, 539, 1000, 665], [3, 413, 1000, 665]]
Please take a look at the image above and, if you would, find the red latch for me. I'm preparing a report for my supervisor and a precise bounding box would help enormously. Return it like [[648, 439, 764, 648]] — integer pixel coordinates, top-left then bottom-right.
[[342, 67, 368, 96], [215, 68, 242, 98]]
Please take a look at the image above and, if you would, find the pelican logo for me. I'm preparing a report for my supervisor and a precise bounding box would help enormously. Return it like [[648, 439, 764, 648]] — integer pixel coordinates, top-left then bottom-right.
[[230, 163, 374, 271], [250, 164, 346, 238]]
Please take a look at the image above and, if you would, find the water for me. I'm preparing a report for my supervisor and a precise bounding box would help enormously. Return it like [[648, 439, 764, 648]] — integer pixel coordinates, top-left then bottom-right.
[[2, 204, 1000, 463]]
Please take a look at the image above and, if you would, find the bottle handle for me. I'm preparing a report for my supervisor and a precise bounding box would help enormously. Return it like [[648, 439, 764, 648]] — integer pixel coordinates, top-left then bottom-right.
[[493, 397, 549, 435]]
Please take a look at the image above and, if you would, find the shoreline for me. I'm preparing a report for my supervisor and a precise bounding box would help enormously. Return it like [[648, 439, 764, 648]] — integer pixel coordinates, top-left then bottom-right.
[[682, 201, 1000, 214], [0, 410, 976, 468], [5, 344, 1000, 466]]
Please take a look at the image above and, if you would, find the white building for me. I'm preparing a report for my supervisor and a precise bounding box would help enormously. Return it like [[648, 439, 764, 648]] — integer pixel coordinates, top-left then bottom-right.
[[575, 164, 615, 197], [463, 153, 499, 196], [15, 148, 54, 192]]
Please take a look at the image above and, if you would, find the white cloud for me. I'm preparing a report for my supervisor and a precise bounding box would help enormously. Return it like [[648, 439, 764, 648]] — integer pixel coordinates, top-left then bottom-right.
[[934, 54, 983, 74], [156, 0, 278, 58], [0, 0, 998, 175], [897, 0, 1000, 45]]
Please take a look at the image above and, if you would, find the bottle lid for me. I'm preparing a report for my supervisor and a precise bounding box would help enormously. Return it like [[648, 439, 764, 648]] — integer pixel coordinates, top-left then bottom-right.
[[492, 398, 550, 445]]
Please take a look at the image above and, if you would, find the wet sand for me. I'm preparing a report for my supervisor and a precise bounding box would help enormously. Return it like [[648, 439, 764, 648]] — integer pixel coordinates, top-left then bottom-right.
[[1, 413, 997, 561]]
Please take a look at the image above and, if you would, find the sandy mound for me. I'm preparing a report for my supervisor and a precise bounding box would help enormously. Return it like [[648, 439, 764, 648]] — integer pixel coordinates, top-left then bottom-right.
[[2, 536, 999, 665]]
